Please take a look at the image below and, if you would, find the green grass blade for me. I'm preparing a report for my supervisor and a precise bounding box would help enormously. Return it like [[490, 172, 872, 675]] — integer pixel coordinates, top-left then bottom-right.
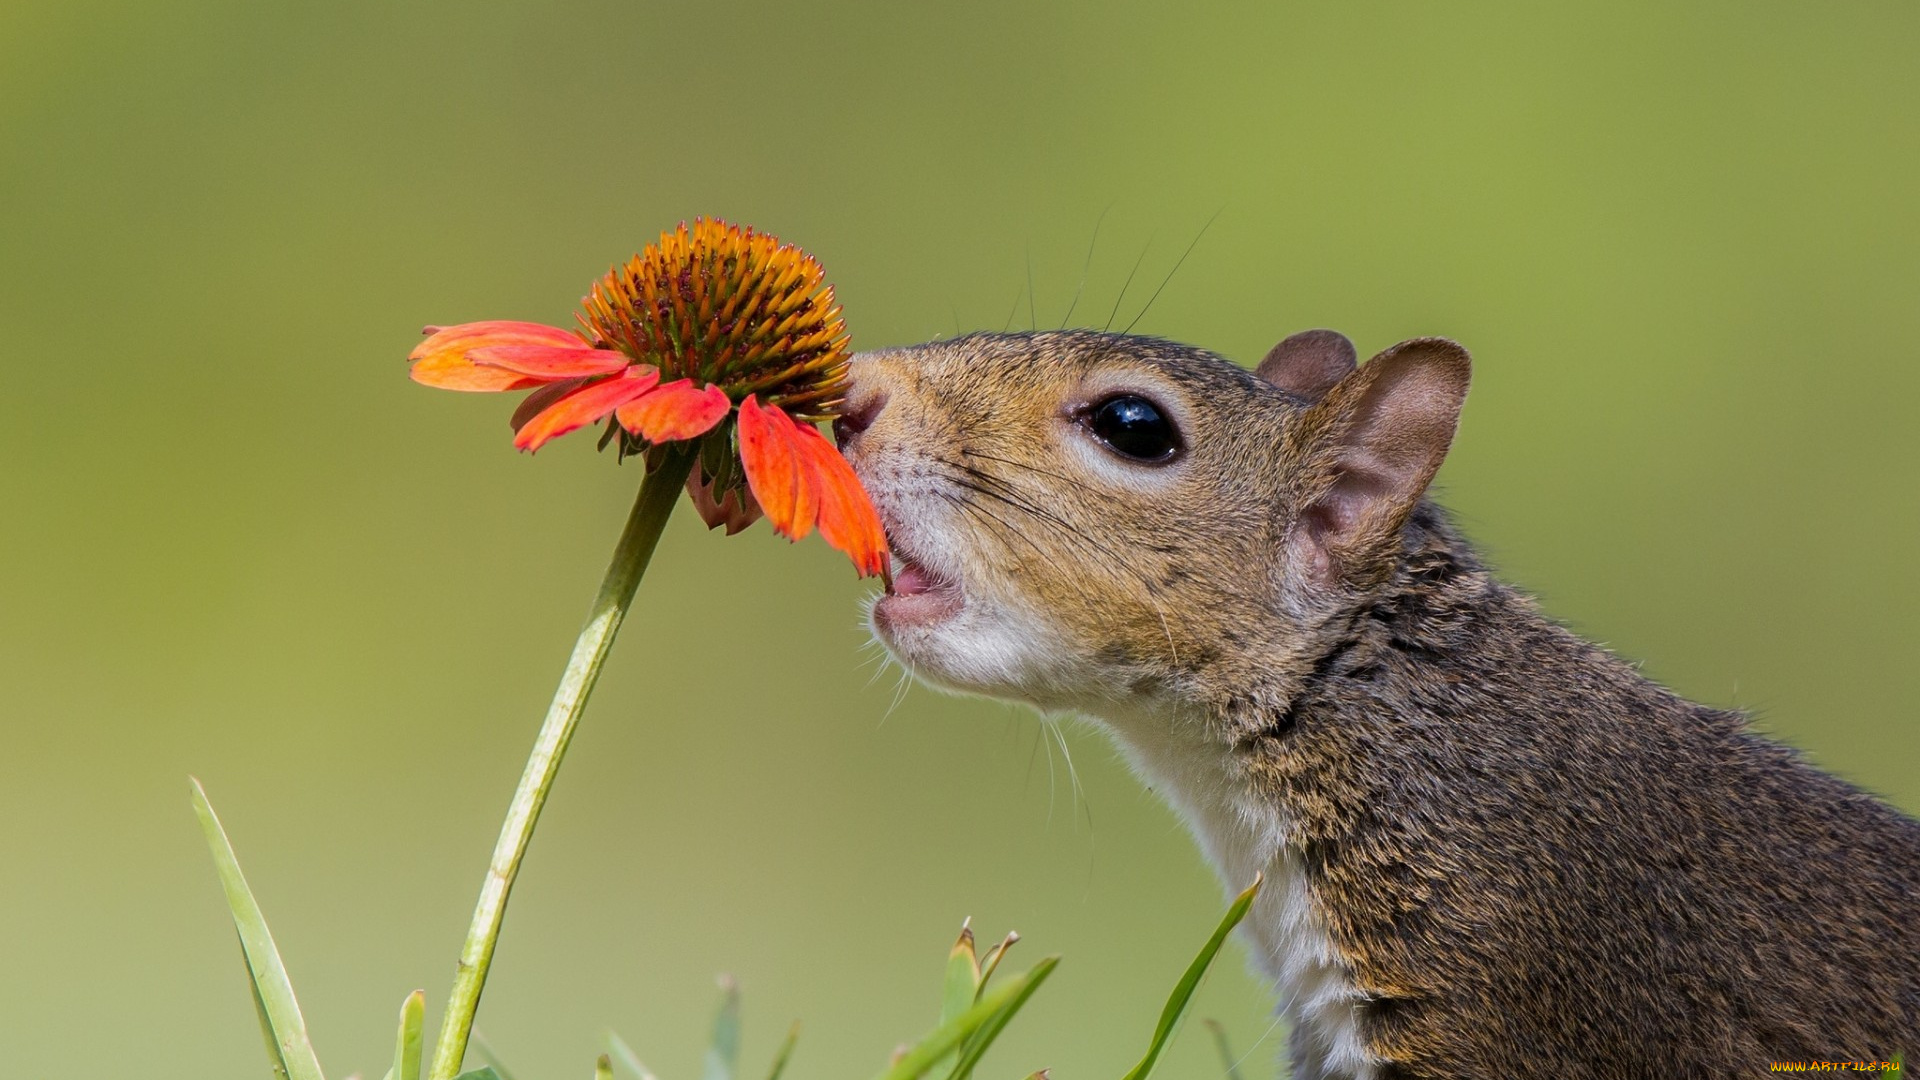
[[870, 958, 1058, 1080], [951, 930, 1018, 1074], [934, 922, 980, 1075], [703, 976, 741, 1080], [595, 1054, 614, 1080], [943, 955, 1058, 1080], [245, 957, 293, 1080], [1119, 874, 1264, 1080], [190, 778, 327, 1080], [392, 991, 426, 1080], [942, 923, 981, 1023], [763, 1021, 801, 1080], [470, 1031, 520, 1080], [604, 1032, 658, 1080], [1200, 1020, 1243, 1080], [974, 933, 1018, 997]]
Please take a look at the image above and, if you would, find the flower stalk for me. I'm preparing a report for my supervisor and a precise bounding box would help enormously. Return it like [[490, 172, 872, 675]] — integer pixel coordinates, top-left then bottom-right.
[[427, 447, 697, 1080]]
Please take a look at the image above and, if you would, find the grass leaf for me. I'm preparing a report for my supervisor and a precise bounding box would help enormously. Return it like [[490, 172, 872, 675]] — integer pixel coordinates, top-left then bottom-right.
[[870, 958, 1058, 1080], [1200, 1020, 1243, 1080], [703, 977, 741, 1080], [190, 778, 327, 1080], [941, 922, 981, 1024], [391, 991, 426, 1080], [974, 933, 1019, 996], [605, 1032, 658, 1080], [933, 922, 980, 1075], [943, 955, 1058, 1080], [1119, 874, 1263, 1080], [763, 1021, 801, 1080], [247, 960, 293, 1080]]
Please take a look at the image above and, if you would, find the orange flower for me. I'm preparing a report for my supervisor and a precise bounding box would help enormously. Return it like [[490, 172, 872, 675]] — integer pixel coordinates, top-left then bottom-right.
[[409, 219, 887, 578]]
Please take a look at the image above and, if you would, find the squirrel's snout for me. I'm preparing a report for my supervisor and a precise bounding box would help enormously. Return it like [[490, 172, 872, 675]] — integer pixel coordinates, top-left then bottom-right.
[[833, 392, 884, 449], [835, 358, 891, 450]]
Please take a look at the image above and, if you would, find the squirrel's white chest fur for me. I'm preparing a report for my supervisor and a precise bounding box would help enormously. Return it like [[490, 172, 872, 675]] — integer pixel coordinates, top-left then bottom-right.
[[1096, 704, 1380, 1080]]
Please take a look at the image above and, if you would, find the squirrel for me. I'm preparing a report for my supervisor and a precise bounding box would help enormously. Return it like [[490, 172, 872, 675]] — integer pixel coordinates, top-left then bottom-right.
[[833, 328, 1920, 1079]]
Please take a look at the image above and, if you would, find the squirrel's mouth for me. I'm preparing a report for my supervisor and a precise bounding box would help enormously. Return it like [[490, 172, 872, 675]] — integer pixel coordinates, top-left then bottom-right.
[[874, 545, 963, 630], [887, 552, 951, 597]]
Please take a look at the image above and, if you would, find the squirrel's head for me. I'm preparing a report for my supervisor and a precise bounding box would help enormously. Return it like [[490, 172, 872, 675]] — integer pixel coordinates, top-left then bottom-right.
[[838, 329, 1469, 724]]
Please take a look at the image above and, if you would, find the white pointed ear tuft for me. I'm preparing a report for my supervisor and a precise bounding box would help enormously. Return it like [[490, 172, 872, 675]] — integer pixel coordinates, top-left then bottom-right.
[[1289, 337, 1470, 587], [1257, 329, 1357, 402]]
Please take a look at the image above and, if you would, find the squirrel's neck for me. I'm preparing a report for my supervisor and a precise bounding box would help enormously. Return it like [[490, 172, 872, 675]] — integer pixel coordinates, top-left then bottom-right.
[[1099, 503, 1539, 881], [1089, 504, 1649, 1078]]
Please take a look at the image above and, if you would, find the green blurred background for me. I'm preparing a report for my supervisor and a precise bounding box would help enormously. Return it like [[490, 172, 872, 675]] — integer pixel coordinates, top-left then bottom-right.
[[3, 1, 1916, 1076]]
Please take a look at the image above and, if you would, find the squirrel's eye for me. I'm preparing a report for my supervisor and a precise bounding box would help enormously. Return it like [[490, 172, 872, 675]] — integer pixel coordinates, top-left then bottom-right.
[[1088, 394, 1180, 462]]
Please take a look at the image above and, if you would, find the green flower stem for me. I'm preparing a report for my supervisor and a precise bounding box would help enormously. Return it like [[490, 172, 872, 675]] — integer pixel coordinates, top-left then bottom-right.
[[428, 448, 697, 1080]]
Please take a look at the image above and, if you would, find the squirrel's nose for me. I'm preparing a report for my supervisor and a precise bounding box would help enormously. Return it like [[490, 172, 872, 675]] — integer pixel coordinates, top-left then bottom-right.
[[835, 363, 889, 449], [834, 391, 885, 449]]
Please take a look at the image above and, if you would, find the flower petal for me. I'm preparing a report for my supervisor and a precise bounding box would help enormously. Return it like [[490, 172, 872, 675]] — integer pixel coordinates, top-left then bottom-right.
[[789, 422, 890, 578], [736, 396, 816, 541], [513, 369, 661, 452], [686, 471, 764, 535], [509, 377, 591, 432], [469, 345, 633, 381], [409, 321, 585, 392], [615, 380, 732, 443]]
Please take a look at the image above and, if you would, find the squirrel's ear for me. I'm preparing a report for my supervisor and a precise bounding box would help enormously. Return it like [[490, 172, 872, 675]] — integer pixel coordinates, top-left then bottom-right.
[[1257, 329, 1356, 402], [1288, 337, 1470, 587]]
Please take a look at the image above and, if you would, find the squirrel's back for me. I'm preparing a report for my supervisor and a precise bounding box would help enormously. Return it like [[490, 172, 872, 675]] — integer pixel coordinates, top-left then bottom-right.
[[1261, 502, 1920, 1075]]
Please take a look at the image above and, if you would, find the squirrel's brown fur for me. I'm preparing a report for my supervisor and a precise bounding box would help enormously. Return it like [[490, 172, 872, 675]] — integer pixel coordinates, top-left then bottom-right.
[[1261, 503, 1920, 1075], [843, 329, 1920, 1077]]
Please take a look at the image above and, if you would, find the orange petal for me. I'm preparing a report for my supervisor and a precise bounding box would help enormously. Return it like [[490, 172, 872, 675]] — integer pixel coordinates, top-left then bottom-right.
[[469, 345, 632, 381], [409, 321, 585, 392], [737, 396, 816, 541], [509, 377, 590, 432], [615, 380, 732, 443], [686, 471, 764, 535], [512, 369, 661, 452], [790, 422, 891, 578]]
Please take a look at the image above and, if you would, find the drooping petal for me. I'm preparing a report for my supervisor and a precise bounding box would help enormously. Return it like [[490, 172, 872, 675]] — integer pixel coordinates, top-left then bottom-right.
[[509, 377, 591, 432], [736, 396, 815, 541], [409, 321, 585, 392], [469, 345, 632, 381], [686, 470, 764, 535], [789, 422, 890, 578], [614, 380, 732, 443], [512, 369, 661, 452]]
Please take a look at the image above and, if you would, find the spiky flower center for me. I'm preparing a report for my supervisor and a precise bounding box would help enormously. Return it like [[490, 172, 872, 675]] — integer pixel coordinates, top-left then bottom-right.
[[577, 218, 851, 421]]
